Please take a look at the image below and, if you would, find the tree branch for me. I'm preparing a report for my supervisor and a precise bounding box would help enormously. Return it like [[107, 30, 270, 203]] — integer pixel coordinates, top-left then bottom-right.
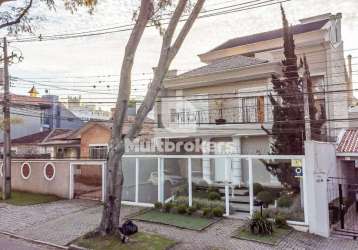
[[127, 0, 205, 139], [0, 0, 33, 30], [111, 0, 154, 141], [168, 0, 205, 61]]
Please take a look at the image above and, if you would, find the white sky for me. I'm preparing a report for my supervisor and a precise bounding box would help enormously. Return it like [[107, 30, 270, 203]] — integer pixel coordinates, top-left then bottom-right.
[[3, 0, 358, 108]]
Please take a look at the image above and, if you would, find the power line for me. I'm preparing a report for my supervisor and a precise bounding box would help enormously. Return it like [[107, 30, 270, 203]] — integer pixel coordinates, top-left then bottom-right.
[[9, 0, 290, 43]]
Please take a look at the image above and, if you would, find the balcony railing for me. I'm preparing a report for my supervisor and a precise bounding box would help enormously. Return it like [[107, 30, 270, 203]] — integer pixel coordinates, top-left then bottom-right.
[[174, 96, 270, 126]]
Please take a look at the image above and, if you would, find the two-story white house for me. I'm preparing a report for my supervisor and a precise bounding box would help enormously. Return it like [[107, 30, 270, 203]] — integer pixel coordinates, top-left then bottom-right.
[[154, 12, 351, 208]]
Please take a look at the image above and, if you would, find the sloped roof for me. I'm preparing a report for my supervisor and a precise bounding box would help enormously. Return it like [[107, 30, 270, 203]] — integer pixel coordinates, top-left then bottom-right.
[[69, 116, 154, 139], [337, 129, 358, 153], [10, 131, 53, 144], [176, 55, 268, 79], [211, 19, 329, 52], [0, 128, 73, 146], [0, 94, 51, 108]]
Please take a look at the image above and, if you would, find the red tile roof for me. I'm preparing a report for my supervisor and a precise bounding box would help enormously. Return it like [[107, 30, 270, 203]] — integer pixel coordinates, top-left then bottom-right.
[[337, 129, 358, 153], [0, 129, 73, 145], [8, 131, 53, 145]]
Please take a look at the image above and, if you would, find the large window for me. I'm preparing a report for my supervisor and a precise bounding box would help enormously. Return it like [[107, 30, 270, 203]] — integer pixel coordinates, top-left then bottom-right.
[[89, 145, 108, 159]]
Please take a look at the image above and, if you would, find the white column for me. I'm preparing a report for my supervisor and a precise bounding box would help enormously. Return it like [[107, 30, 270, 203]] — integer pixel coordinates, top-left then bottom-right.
[[202, 137, 211, 184], [188, 158, 193, 207], [232, 136, 242, 187]]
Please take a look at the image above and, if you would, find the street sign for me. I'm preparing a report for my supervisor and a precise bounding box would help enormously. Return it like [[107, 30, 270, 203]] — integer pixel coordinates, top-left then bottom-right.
[[291, 159, 302, 167], [293, 166, 303, 178]]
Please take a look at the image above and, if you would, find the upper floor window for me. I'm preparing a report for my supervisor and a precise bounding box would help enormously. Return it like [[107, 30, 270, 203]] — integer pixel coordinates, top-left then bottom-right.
[[89, 145, 108, 159]]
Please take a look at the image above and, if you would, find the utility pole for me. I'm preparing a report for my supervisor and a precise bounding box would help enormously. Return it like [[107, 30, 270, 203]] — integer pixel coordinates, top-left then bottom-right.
[[2, 37, 11, 200], [302, 55, 311, 141]]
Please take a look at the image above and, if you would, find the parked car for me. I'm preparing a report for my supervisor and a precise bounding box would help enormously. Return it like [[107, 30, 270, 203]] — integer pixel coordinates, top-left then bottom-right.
[[148, 171, 184, 186]]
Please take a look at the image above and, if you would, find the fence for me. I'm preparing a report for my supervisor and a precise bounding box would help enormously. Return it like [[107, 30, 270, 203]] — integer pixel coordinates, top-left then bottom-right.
[[115, 154, 308, 225], [1, 155, 308, 226]]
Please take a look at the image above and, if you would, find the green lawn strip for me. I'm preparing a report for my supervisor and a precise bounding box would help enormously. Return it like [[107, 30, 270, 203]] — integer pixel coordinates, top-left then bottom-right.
[[0, 191, 61, 206], [132, 210, 216, 231], [74, 232, 176, 250], [232, 226, 292, 246]]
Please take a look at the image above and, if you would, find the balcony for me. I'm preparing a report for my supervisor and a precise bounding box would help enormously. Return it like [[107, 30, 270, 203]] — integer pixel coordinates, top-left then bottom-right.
[[172, 96, 271, 127]]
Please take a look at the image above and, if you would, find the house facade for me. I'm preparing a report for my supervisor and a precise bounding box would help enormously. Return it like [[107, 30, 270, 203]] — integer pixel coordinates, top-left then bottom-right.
[[0, 89, 84, 142], [0, 128, 79, 159], [154, 13, 351, 189]]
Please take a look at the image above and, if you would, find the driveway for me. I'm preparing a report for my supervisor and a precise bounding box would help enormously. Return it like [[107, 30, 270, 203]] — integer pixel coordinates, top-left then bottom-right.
[[1, 199, 358, 249]]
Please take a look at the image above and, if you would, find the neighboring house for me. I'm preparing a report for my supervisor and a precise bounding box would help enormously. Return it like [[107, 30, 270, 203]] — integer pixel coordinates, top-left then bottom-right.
[[0, 86, 84, 142], [66, 96, 112, 121], [336, 128, 358, 179], [0, 128, 79, 159], [154, 13, 351, 187], [69, 117, 154, 159]]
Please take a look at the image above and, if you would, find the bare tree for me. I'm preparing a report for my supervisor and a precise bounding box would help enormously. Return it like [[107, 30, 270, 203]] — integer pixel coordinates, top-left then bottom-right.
[[99, 0, 205, 235]]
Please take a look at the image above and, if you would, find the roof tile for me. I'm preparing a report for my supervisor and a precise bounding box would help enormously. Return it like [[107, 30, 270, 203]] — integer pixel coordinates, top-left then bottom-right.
[[176, 55, 268, 79], [337, 129, 358, 153]]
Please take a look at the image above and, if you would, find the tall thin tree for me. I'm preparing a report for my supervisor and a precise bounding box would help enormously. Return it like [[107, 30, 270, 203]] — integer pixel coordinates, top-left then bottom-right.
[[262, 6, 325, 188]]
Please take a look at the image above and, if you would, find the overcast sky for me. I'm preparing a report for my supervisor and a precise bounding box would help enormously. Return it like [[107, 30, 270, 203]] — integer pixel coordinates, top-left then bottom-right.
[[3, 0, 358, 107]]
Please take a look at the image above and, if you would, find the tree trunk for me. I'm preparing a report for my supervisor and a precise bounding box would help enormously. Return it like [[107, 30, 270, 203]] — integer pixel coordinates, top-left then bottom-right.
[[99, 0, 205, 236], [98, 0, 153, 235]]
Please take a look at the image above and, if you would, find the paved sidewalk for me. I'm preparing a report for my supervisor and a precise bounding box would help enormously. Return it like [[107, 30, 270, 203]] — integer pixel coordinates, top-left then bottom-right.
[[136, 219, 358, 250], [2, 200, 358, 249], [0, 234, 60, 250], [0, 199, 141, 246]]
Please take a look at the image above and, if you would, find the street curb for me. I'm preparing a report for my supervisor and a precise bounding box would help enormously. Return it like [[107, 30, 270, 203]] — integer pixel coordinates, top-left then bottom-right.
[[0, 231, 68, 249], [68, 244, 89, 250]]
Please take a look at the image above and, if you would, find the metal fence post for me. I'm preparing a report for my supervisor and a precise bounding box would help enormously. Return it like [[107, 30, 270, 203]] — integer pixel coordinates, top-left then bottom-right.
[[135, 158, 139, 203], [188, 158, 192, 207], [225, 157, 230, 216], [338, 183, 344, 229], [157, 158, 162, 202], [248, 158, 254, 216]]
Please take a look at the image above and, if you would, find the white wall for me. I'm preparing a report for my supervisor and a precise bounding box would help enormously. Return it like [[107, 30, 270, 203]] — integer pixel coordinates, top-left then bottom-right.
[[305, 141, 337, 238]]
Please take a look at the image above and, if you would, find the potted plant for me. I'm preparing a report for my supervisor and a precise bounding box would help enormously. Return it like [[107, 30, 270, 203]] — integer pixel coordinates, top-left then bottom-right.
[[215, 100, 226, 125]]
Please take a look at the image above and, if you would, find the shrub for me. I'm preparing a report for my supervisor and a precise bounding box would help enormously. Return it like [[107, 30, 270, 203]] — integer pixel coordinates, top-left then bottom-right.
[[253, 183, 264, 196], [277, 195, 293, 208], [175, 196, 224, 211], [177, 204, 188, 214], [193, 201, 202, 210], [154, 202, 163, 210], [274, 213, 288, 228], [212, 207, 224, 217], [202, 207, 212, 218], [248, 211, 273, 235], [186, 206, 197, 215], [208, 186, 219, 193], [175, 183, 188, 196], [208, 192, 221, 201], [163, 202, 173, 213], [256, 191, 275, 206]]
